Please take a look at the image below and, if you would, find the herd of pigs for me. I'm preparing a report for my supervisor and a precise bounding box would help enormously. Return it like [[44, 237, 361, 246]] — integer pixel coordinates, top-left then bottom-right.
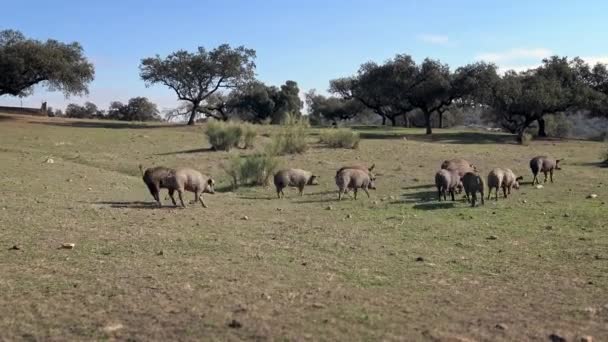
[[139, 156, 561, 208]]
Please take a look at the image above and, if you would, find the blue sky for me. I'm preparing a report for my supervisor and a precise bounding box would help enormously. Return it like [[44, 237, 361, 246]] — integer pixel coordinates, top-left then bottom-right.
[[2, 0, 608, 111]]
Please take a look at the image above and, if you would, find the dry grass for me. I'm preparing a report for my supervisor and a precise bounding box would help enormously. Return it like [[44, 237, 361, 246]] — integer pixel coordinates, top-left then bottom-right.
[[1, 113, 607, 341]]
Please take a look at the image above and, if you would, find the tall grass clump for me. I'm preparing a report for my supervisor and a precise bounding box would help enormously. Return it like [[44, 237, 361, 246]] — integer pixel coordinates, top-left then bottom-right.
[[319, 128, 360, 149], [267, 113, 309, 155], [205, 121, 257, 151], [223, 153, 279, 188]]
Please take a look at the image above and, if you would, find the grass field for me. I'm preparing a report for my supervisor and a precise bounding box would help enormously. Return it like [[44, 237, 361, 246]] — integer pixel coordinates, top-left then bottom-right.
[[1, 113, 607, 341]]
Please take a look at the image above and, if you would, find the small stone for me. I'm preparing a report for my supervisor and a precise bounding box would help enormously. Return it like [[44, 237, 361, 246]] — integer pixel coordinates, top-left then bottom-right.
[[60, 243, 75, 249], [415, 257, 425, 262], [241, 216, 249, 220], [412, 178, 419, 182], [580, 336, 593, 342], [564, 213, 570, 218], [87, 187, 93, 191], [587, 194, 598, 199], [8, 245, 20, 251], [102, 323, 124, 333], [545, 225, 553, 230], [67, 179, 73, 182], [227, 319, 242, 328], [157, 250, 164, 256], [276, 208, 283, 212], [301, 262, 307, 266], [535, 185, 544, 189], [487, 235, 498, 240], [346, 214, 353, 219], [311, 303, 325, 309], [45, 158, 54, 164], [389, 195, 396, 200], [522, 200, 528, 204], [325, 206, 333, 210], [495, 323, 507, 330], [373, 200, 379, 205]]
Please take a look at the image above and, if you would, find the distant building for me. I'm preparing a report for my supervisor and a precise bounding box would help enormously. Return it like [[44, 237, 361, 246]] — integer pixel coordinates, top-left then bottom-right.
[[0, 102, 48, 116]]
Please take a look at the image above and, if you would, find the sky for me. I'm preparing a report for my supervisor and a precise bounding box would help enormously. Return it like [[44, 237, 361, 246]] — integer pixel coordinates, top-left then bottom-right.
[[2, 0, 608, 112]]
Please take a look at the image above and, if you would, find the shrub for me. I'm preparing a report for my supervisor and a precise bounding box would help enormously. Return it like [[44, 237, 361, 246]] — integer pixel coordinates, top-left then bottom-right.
[[205, 121, 257, 151], [519, 132, 533, 146], [267, 115, 309, 155], [223, 153, 279, 188], [319, 128, 360, 149], [242, 124, 257, 149]]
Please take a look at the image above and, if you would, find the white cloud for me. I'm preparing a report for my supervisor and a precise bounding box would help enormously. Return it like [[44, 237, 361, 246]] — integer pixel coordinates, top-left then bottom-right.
[[581, 56, 608, 66], [417, 34, 450, 46], [476, 48, 553, 63]]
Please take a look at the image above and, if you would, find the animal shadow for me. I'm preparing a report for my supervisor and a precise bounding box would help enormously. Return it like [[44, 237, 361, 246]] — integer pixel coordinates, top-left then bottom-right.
[[93, 201, 179, 209]]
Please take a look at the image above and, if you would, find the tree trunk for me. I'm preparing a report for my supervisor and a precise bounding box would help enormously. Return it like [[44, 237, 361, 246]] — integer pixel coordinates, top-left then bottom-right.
[[403, 114, 410, 128], [425, 112, 432, 135], [537, 117, 547, 137], [381, 115, 386, 125], [187, 104, 198, 125], [389, 116, 397, 126], [438, 112, 443, 129]]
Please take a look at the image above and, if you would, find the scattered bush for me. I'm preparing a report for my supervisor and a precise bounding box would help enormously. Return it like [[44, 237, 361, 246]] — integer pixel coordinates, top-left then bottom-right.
[[319, 128, 360, 149], [267, 115, 309, 155], [205, 121, 257, 151], [519, 132, 533, 146], [223, 153, 279, 188], [242, 124, 257, 149]]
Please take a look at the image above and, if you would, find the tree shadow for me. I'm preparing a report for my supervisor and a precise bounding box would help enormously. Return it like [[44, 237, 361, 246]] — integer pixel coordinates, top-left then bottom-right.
[[573, 161, 608, 168], [156, 147, 214, 155], [402, 184, 434, 190], [353, 127, 517, 145], [412, 202, 456, 210], [33, 120, 180, 130], [91, 201, 179, 209]]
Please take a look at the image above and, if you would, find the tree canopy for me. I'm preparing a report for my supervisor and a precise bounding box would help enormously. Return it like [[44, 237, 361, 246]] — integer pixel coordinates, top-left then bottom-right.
[[0, 29, 95, 97], [140, 44, 256, 125], [107, 97, 161, 121]]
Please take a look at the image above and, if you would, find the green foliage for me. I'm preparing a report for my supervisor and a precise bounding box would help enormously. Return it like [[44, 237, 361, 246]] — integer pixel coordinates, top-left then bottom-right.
[[544, 113, 572, 138], [319, 129, 360, 149], [205, 121, 257, 151], [0, 29, 94, 97], [140, 44, 257, 125], [230, 80, 303, 124], [305, 90, 365, 125], [205, 121, 243, 151], [266, 114, 309, 155], [107, 97, 161, 121], [65, 102, 104, 119], [223, 153, 279, 188], [242, 124, 257, 149]]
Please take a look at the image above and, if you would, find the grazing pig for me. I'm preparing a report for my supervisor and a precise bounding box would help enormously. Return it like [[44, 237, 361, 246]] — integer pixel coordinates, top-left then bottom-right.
[[273, 168, 319, 198], [336, 164, 375, 195], [441, 159, 477, 178], [435, 169, 462, 201], [462, 172, 485, 207], [335, 168, 376, 200], [487, 168, 523, 200], [139, 164, 176, 207], [168, 167, 215, 208], [530, 156, 561, 185], [335, 163, 375, 177]]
